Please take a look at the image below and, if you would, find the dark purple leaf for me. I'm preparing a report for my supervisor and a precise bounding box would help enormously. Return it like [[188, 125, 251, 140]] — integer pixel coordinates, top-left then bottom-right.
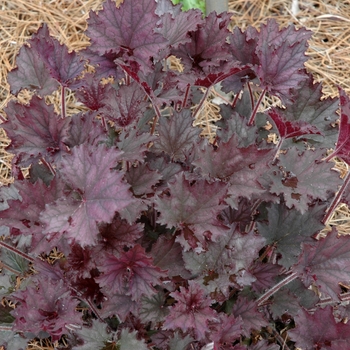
[[29, 24, 84, 87], [97, 244, 166, 301], [85, 0, 168, 74], [279, 72, 339, 148], [268, 147, 342, 213], [171, 12, 232, 75], [250, 262, 282, 293], [325, 88, 350, 165], [7, 44, 59, 96], [294, 230, 350, 300], [255, 19, 312, 102], [94, 213, 143, 257], [40, 144, 133, 246], [11, 278, 81, 341], [268, 107, 321, 139], [155, 172, 228, 251], [0, 178, 63, 236], [151, 109, 201, 162], [99, 81, 149, 128], [289, 306, 350, 349], [194, 135, 273, 208], [66, 111, 105, 148], [150, 234, 191, 278], [164, 281, 217, 340], [231, 296, 268, 336], [2, 96, 70, 164], [117, 128, 156, 162], [257, 202, 325, 268], [156, 5, 204, 48]]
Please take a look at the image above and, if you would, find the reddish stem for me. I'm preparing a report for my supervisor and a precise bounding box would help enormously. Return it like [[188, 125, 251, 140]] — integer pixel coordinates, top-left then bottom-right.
[[0, 241, 34, 263], [256, 271, 298, 306], [193, 87, 211, 119], [248, 87, 267, 126], [231, 91, 241, 108], [322, 170, 350, 224], [61, 85, 66, 119]]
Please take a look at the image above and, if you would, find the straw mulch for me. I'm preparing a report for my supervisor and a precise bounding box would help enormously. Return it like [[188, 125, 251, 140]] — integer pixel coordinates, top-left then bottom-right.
[[0, 0, 350, 347]]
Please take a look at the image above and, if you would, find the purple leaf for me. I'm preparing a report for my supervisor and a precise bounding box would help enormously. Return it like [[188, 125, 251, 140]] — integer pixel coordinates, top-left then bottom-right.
[[150, 234, 191, 278], [151, 109, 201, 162], [268, 107, 321, 139], [29, 24, 84, 88], [164, 281, 217, 340], [155, 172, 228, 251], [7, 44, 59, 96], [94, 213, 143, 257], [156, 5, 204, 48], [119, 328, 148, 350], [40, 144, 133, 246], [268, 147, 342, 213], [294, 230, 350, 300], [255, 19, 312, 102], [97, 244, 166, 301], [85, 0, 168, 74], [289, 306, 350, 349], [325, 88, 350, 165], [231, 296, 268, 336], [99, 81, 149, 128], [2, 96, 70, 164], [194, 135, 273, 208], [257, 203, 325, 268], [0, 178, 63, 236], [280, 72, 339, 148], [171, 12, 232, 75], [11, 279, 81, 341]]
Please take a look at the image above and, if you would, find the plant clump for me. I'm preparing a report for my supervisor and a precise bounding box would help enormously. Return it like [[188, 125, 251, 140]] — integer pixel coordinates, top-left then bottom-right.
[[0, 0, 350, 349]]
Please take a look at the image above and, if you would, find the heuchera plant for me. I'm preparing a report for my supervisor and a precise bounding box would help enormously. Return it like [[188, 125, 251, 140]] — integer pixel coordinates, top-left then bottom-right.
[[1, 0, 350, 349]]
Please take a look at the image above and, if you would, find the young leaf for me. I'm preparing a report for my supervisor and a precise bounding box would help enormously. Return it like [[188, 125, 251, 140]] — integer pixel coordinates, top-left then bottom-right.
[[96, 244, 166, 301], [41, 144, 133, 246], [163, 280, 217, 340], [293, 230, 350, 300]]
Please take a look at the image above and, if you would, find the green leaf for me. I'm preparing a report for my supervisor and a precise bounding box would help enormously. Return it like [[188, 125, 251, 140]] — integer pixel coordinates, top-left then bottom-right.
[[119, 328, 148, 350], [72, 320, 110, 350]]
